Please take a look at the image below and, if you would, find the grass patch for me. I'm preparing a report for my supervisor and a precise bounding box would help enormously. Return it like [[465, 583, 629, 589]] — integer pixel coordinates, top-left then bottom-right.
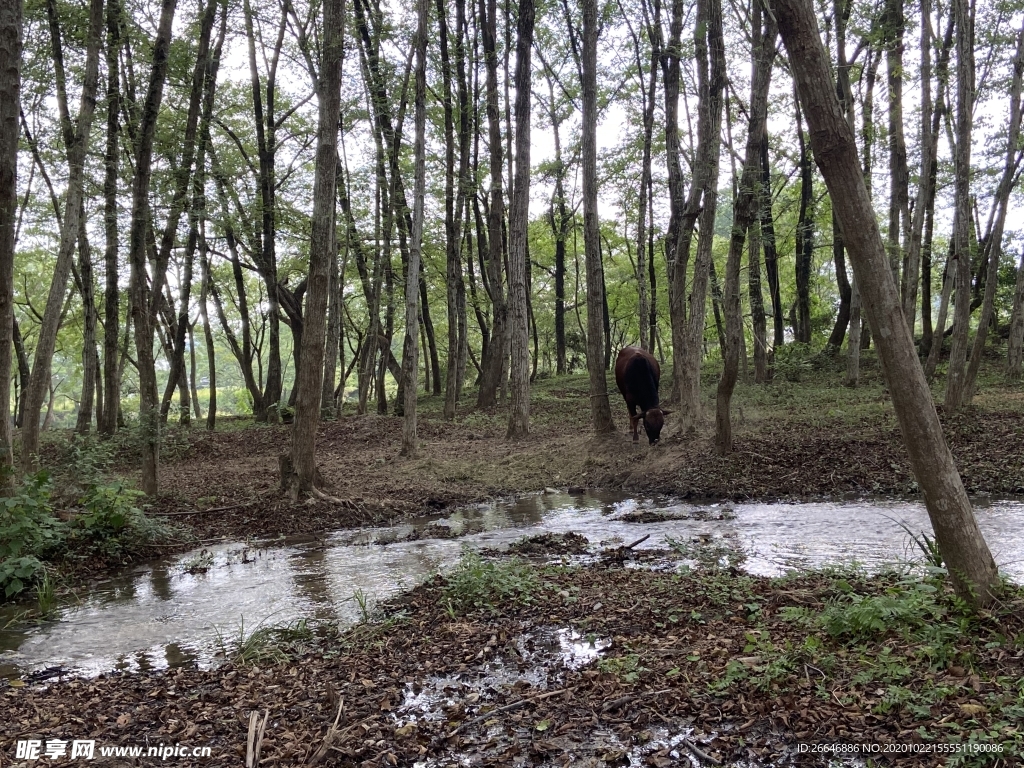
[[441, 551, 544, 615]]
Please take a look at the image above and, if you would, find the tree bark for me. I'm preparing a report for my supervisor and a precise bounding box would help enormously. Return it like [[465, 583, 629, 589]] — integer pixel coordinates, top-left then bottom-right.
[[749, 217, 768, 383], [759, 135, 783, 353], [675, 0, 725, 428], [199, 224, 216, 430], [716, 3, 775, 454], [475, 0, 507, 408], [900, 0, 935, 333], [288, 0, 344, 492], [400, 0, 427, 456], [582, 0, 614, 434], [159, 0, 220, 424], [1007, 248, 1024, 379], [962, 20, 1023, 401], [507, 0, 534, 438], [441, 0, 470, 419], [794, 94, 814, 344], [75, 214, 99, 434], [20, 0, 103, 471], [100, 0, 122, 436], [128, 0, 178, 495], [771, 0, 1000, 607], [0, 0, 22, 482], [943, 0, 974, 411]]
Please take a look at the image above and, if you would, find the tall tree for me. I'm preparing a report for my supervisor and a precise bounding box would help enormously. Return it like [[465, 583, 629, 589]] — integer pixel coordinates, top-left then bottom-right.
[[507, 0, 535, 438], [673, 0, 725, 426], [582, 0, 614, 433], [100, 0, 122, 436], [771, 0, 1000, 607], [943, 0, 974, 411], [400, 0, 427, 456], [19, 0, 103, 471], [288, 0, 345, 492], [127, 0, 178, 495], [793, 94, 814, 344], [475, 0, 508, 408], [962, 19, 1024, 401], [440, 0, 471, 420], [716, 1, 775, 454], [0, 0, 23, 482]]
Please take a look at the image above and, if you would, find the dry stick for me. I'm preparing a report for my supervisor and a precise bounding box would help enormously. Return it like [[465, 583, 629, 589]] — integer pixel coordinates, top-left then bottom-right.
[[150, 502, 253, 516], [310, 487, 359, 509], [624, 533, 651, 549], [446, 686, 579, 738], [308, 699, 345, 765], [681, 738, 722, 766], [245, 710, 269, 768]]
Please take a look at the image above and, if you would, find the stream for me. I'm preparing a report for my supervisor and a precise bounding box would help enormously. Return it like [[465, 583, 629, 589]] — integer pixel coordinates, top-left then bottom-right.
[[2, 492, 1022, 681]]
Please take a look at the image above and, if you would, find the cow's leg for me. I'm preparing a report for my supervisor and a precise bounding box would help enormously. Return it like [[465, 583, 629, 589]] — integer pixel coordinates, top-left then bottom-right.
[[628, 405, 640, 441]]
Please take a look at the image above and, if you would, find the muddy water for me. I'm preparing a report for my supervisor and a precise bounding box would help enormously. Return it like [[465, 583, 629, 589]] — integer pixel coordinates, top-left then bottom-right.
[[2, 492, 1022, 680]]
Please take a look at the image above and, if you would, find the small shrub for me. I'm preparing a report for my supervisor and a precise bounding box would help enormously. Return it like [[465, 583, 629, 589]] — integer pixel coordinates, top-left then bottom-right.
[[441, 551, 541, 614], [71, 481, 179, 559], [0, 473, 65, 600]]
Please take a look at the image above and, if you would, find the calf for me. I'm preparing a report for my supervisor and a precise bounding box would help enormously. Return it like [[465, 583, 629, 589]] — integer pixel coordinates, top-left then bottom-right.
[[614, 346, 671, 445]]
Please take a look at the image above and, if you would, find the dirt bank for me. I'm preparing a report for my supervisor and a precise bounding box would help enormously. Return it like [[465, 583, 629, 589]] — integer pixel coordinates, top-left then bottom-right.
[[131, 373, 1024, 544], [3, 543, 1021, 767]]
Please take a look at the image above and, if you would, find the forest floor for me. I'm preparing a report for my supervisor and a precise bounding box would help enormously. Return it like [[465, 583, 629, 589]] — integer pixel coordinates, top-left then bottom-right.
[[5, 353, 1024, 766], [61, 351, 1024, 544]]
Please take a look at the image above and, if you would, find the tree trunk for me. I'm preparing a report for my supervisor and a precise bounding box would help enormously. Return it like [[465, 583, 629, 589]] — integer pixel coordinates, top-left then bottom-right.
[[749, 213, 769, 383], [924, 240, 955, 380], [885, 0, 910, 294], [793, 94, 813, 344], [157, 0, 218, 425], [75, 214, 98, 434], [943, 0, 974, 412], [400, 0, 427, 457], [675, 0, 725, 427], [963, 20, 1024, 401], [288, 0, 344, 494], [100, 0, 122, 437], [128, 0, 178, 496], [759, 135, 783, 353], [900, 0, 934, 333], [441, 0, 470, 419], [188, 322, 201, 420], [716, 3, 775, 454], [825, 0, 855, 352], [507, 0, 534, 438], [475, 0, 507, 408], [771, 0, 1000, 607], [20, 0, 103, 471], [199, 228, 216, 430], [0, 0, 21, 483], [582, 0, 614, 434], [1007, 249, 1024, 379]]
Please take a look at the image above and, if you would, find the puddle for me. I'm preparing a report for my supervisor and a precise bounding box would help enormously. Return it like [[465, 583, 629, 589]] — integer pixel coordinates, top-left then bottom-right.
[[2, 492, 1023, 680]]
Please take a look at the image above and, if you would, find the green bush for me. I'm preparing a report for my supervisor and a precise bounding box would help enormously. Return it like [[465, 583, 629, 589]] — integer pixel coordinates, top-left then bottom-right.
[[441, 551, 542, 614], [0, 472, 65, 599], [71, 481, 175, 558]]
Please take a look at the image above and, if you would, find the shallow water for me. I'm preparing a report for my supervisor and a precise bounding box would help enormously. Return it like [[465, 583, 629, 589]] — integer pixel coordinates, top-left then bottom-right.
[[2, 492, 1022, 680]]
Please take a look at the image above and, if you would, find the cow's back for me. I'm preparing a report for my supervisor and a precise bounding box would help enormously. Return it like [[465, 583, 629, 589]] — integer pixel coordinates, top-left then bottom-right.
[[615, 347, 661, 411]]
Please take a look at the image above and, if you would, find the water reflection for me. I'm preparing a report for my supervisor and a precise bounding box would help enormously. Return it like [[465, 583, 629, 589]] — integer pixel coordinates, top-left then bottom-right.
[[1, 493, 1022, 679]]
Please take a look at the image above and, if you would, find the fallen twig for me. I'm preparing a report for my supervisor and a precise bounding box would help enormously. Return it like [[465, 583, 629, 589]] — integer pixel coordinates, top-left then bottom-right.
[[446, 686, 578, 739], [681, 737, 722, 766], [245, 710, 269, 768], [151, 502, 252, 517], [309, 699, 345, 765], [310, 487, 360, 510], [624, 533, 651, 550]]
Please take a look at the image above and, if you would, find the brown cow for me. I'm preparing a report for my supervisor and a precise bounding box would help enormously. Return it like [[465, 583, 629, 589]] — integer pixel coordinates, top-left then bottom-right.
[[614, 346, 672, 444]]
